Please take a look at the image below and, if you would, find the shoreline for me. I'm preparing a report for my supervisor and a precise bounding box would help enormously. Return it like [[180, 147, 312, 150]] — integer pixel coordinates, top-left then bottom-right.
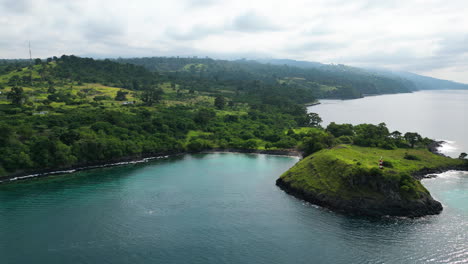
[[275, 142, 468, 217], [276, 163, 468, 218], [0, 148, 302, 185], [1, 141, 465, 187], [304, 101, 321, 107]]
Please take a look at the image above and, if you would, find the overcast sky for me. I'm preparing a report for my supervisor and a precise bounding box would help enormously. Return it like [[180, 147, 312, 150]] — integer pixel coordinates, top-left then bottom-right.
[[1, 0, 467, 83]]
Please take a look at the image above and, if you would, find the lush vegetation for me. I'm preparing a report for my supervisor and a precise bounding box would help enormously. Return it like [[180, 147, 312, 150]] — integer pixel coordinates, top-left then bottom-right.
[[0, 55, 319, 177], [115, 57, 416, 99], [280, 121, 467, 208], [280, 145, 465, 201], [1, 55, 465, 180]]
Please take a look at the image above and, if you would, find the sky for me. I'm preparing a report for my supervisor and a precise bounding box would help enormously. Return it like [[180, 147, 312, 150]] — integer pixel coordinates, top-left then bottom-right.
[[1, 0, 467, 83]]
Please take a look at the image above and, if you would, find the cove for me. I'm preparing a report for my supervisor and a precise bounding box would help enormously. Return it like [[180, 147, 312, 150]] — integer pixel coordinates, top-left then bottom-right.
[[0, 153, 467, 264]]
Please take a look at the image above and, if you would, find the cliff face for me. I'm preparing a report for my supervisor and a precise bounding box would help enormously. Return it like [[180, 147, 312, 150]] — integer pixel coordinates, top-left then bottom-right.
[[277, 145, 465, 217], [276, 177, 442, 217]]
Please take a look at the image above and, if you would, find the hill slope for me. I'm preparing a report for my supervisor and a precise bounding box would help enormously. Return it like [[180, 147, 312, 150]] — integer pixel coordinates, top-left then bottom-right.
[[277, 145, 467, 217], [0, 55, 319, 179], [114, 57, 415, 99], [260, 58, 468, 91]]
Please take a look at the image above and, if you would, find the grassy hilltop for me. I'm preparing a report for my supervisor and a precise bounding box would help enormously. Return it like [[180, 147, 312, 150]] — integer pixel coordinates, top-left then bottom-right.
[[278, 145, 466, 217]]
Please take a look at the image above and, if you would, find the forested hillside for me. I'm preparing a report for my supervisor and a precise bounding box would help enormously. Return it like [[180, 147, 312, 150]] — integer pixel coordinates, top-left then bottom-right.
[[0, 55, 318, 178], [1, 55, 464, 179], [374, 70, 468, 90], [115, 57, 415, 99], [260, 58, 468, 91]]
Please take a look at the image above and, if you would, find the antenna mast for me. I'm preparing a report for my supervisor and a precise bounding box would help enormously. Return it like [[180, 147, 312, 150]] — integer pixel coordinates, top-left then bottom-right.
[[28, 41, 34, 86], [29, 41, 32, 65]]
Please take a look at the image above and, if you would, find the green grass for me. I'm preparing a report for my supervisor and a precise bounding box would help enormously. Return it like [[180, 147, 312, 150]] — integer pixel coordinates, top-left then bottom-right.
[[318, 84, 338, 92], [280, 145, 465, 200], [323, 145, 463, 172], [182, 63, 207, 71], [290, 127, 322, 135], [186, 130, 213, 141]]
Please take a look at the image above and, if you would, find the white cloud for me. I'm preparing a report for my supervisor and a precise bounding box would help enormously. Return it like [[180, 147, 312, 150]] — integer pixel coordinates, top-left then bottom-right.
[[0, 0, 467, 83]]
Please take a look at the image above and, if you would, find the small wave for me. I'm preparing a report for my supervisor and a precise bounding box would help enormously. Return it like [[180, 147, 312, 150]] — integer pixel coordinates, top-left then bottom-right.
[[437, 140, 458, 155], [1, 155, 172, 184], [429, 170, 468, 180]]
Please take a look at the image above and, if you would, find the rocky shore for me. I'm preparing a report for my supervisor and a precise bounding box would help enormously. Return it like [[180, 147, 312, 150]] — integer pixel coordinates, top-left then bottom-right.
[[427, 140, 447, 156], [275, 145, 467, 218], [0, 148, 302, 184], [276, 177, 443, 217]]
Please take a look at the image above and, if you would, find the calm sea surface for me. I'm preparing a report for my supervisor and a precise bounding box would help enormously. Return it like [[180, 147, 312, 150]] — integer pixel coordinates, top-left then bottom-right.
[[0, 90, 467, 264], [308, 90, 468, 158], [0, 153, 466, 264]]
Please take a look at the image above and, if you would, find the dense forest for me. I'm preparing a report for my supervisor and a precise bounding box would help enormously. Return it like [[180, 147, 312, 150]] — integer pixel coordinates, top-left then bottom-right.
[[114, 57, 416, 99], [259, 58, 468, 91], [0, 55, 315, 177], [0, 55, 462, 179]]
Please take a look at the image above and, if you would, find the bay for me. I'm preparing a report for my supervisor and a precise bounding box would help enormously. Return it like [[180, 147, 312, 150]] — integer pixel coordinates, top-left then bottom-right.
[[0, 153, 467, 264], [1, 90, 467, 264]]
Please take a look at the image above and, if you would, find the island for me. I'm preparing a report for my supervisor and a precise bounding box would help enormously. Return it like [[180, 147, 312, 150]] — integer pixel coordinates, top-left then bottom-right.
[[277, 145, 467, 217]]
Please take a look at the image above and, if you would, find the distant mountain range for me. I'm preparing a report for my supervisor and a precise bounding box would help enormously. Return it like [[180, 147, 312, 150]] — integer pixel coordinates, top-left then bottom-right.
[[257, 58, 468, 91], [2, 56, 466, 100]]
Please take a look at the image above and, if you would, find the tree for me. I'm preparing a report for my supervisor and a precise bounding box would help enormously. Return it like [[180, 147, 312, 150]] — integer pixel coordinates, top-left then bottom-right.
[[459, 152, 467, 159], [326, 122, 354, 137], [307, 112, 322, 127], [34, 58, 42, 65], [194, 108, 216, 125], [390, 130, 402, 140], [115, 90, 128, 101], [141, 87, 163, 106], [6, 86, 28, 106], [300, 131, 335, 157], [404, 132, 422, 148], [7, 75, 20, 86], [214, 95, 226, 109], [47, 86, 56, 93]]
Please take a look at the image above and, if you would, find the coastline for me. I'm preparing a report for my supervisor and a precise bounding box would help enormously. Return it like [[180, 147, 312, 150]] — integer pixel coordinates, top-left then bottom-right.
[[275, 142, 468, 217], [276, 161, 467, 217], [276, 174, 444, 217], [0, 148, 302, 185], [304, 101, 321, 107]]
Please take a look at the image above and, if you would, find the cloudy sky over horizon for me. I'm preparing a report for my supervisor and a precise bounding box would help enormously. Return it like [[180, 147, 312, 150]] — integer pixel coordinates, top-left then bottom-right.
[[1, 0, 467, 83]]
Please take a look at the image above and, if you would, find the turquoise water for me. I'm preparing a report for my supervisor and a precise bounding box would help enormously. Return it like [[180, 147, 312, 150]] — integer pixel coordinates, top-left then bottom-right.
[[0, 153, 467, 263]]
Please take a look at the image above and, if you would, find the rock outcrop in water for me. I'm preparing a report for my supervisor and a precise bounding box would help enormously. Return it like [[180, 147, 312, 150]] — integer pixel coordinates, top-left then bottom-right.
[[277, 145, 467, 217]]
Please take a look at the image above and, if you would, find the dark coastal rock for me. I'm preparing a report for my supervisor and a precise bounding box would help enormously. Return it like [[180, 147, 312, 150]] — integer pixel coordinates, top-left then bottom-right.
[[427, 140, 446, 156], [276, 177, 443, 217], [274, 145, 468, 218], [0, 148, 302, 184], [412, 164, 468, 180]]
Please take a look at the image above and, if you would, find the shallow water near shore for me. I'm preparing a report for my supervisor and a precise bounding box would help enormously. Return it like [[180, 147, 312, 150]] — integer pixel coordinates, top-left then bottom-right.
[[0, 153, 467, 264]]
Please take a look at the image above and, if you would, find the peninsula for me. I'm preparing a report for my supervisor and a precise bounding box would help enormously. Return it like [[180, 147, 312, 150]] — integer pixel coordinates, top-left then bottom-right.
[[277, 145, 467, 217]]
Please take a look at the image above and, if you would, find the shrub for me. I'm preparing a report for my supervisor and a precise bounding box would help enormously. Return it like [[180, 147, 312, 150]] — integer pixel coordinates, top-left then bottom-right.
[[93, 95, 112, 101], [337, 135, 353, 144], [242, 139, 258, 149], [404, 153, 420, 160], [382, 160, 393, 168]]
